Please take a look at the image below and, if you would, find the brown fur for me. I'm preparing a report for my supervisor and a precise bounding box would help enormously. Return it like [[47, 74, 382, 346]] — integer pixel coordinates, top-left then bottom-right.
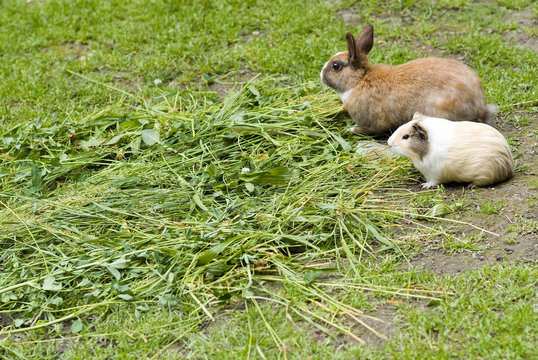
[[321, 25, 496, 136], [407, 123, 430, 161]]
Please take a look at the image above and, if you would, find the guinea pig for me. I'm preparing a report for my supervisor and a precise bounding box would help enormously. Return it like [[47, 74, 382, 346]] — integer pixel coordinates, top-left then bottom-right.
[[320, 24, 497, 136], [388, 113, 514, 188]]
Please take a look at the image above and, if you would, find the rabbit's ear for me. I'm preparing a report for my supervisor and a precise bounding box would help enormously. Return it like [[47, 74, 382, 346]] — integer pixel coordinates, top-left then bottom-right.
[[356, 24, 374, 55], [346, 32, 358, 66]]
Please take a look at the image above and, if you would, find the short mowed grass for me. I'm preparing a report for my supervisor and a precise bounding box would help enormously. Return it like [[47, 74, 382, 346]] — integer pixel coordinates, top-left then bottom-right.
[[1, 0, 537, 359]]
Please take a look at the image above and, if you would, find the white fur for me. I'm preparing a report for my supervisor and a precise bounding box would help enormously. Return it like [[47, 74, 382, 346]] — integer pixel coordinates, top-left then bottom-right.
[[413, 117, 455, 186], [340, 88, 353, 103], [320, 61, 329, 82], [388, 115, 455, 186], [486, 104, 498, 124], [487, 104, 498, 114]]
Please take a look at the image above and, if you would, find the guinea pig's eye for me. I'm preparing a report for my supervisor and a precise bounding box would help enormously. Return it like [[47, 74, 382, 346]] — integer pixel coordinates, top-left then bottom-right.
[[331, 61, 343, 71], [402, 134, 410, 140]]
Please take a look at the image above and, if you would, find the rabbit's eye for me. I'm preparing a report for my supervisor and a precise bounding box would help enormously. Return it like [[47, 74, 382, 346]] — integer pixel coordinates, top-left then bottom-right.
[[402, 134, 410, 140], [332, 62, 343, 71]]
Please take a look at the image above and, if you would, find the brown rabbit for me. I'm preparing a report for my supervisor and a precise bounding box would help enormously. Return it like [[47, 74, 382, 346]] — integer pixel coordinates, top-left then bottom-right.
[[320, 24, 497, 136]]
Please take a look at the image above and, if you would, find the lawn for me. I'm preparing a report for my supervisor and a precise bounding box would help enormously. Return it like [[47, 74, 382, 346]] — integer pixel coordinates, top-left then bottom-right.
[[0, 0, 537, 359]]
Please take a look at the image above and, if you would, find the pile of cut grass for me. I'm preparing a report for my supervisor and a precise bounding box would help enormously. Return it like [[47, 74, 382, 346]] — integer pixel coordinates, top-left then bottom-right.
[[0, 77, 447, 347]]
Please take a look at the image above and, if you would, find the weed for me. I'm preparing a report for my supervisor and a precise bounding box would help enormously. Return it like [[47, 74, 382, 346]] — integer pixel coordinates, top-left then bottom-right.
[[506, 216, 538, 234], [502, 235, 518, 244], [510, 114, 533, 126], [444, 232, 485, 253], [479, 199, 504, 214]]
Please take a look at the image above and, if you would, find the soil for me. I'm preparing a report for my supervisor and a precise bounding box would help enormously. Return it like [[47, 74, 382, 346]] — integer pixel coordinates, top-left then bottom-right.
[[503, 9, 538, 53], [356, 113, 537, 276], [207, 67, 256, 97]]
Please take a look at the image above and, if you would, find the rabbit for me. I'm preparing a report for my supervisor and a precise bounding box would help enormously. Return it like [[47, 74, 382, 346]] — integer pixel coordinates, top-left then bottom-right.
[[320, 24, 498, 136], [387, 113, 514, 188]]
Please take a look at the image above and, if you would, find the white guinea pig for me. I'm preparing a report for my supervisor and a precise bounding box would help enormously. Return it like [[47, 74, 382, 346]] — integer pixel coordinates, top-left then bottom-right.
[[388, 113, 514, 188]]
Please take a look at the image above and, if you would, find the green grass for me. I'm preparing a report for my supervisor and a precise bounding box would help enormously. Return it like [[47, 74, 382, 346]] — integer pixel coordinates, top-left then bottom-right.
[[177, 264, 536, 360], [8, 263, 528, 360], [479, 200, 504, 214], [1, 0, 537, 359]]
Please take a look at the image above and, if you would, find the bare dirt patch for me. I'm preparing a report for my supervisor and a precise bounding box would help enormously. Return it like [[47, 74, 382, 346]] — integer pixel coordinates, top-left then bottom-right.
[[349, 303, 399, 348], [503, 9, 538, 53], [112, 71, 145, 93], [339, 3, 538, 57], [207, 67, 257, 97], [48, 42, 90, 61], [166, 67, 256, 98]]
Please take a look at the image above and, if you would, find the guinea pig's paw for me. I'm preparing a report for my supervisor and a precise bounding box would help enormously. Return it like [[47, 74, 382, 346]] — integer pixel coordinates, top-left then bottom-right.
[[349, 125, 364, 134], [421, 182, 437, 189]]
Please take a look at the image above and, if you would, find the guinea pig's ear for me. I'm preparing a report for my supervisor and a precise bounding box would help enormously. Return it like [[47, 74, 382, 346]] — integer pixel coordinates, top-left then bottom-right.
[[356, 23, 374, 55], [346, 32, 359, 67], [412, 112, 426, 120], [413, 124, 428, 140]]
